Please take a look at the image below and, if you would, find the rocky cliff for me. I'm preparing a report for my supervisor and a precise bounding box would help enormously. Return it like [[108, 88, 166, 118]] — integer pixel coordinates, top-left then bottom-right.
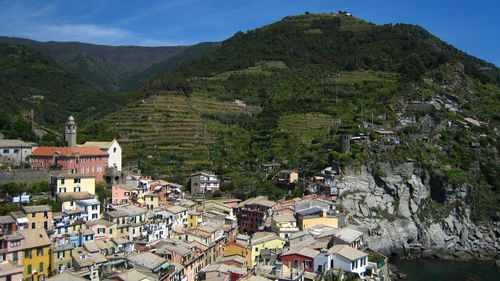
[[338, 163, 499, 259]]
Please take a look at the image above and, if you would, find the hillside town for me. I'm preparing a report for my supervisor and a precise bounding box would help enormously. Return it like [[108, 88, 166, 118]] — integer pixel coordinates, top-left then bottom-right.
[[0, 116, 389, 281]]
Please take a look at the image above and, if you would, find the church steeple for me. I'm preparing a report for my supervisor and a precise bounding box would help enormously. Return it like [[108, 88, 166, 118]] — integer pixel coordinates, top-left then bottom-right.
[[65, 116, 77, 147]]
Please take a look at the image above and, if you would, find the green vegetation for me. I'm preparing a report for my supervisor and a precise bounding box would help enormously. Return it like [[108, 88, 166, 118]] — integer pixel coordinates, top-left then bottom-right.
[[0, 181, 57, 215], [1, 13, 498, 220]]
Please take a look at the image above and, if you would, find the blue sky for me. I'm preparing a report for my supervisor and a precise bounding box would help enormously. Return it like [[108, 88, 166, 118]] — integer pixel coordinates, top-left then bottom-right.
[[0, 0, 498, 65]]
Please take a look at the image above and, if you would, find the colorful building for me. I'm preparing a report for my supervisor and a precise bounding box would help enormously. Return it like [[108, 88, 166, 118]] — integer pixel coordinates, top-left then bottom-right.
[[20, 205, 53, 230], [86, 219, 117, 240], [249, 232, 286, 266], [270, 213, 299, 239], [187, 212, 201, 228], [19, 228, 51, 281], [30, 147, 108, 183], [111, 184, 145, 204], [0, 231, 24, 281], [296, 208, 341, 230], [280, 246, 319, 272], [50, 238, 74, 275], [143, 192, 159, 210], [52, 174, 96, 195], [234, 196, 276, 233], [57, 192, 95, 212], [222, 241, 252, 267]]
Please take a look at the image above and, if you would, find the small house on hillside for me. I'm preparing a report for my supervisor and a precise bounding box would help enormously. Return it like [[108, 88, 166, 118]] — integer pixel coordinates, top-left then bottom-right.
[[273, 170, 299, 185]]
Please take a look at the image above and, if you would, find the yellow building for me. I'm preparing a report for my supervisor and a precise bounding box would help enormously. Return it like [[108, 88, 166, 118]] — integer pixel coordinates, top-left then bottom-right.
[[19, 228, 51, 281], [298, 211, 339, 230], [274, 170, 299, 184], [143, 192, 159, 210], [187, 212, 201, 228], [249, 232, 286, 266], [52, 174, 96, 195], [21, 205, 53, 230], [223, 241, 252, 267], [270, 213, 299, 239], [57, 192, 94, 212]]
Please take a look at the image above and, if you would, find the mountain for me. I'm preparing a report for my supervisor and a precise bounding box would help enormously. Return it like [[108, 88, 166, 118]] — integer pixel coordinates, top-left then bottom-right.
[[0, 42, 129, 141], [85, 13, 499, 228], [121, 42, 219, 91], [0, 36, 189, 92]]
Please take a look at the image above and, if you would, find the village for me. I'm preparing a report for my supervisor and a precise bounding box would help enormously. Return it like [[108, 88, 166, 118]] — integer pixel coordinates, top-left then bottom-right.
[[0, 116, 406, 281]]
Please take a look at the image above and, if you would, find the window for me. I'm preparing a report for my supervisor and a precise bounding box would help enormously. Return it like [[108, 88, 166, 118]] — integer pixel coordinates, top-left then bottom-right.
[[44, 221, 48, 229], [44, 211, 48, 218], [59, 188, 66, 193], [61, 179, 65, 184], [32, 222, 36, 229], [13, 251, 18, 262], [304, 260, 312, 268], [37, 248, 43, 256], [27, 264, 32, 274], [109, 229, 113, 234], [11, 241, 20, 247], [98, 228, 105, 234], [3, 149, 9, 154], [124, 192, 130, 196], [39, 274, 46, 281], [92, 205, 98, 210], [58, 251, 65, 259], [39, 261, 44, 272], [32, 213, 36, 218], [74, 187, 80, 192], [14, 149, 19, 153], [74, 178, 81, 184]]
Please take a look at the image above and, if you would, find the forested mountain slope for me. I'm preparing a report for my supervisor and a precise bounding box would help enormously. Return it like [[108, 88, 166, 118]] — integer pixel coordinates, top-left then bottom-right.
[[0, 36, 189, 92]]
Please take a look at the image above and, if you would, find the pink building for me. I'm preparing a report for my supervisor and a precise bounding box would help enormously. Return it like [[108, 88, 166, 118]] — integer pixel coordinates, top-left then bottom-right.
[[0, 232, 25, 281], [112, 184, 145, 204], [86, 219, 116, 240], [30, 147, 108, 183]]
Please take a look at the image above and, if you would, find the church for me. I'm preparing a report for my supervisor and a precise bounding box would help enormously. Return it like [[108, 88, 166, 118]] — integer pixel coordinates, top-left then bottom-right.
[[29, 116, 122, 183]]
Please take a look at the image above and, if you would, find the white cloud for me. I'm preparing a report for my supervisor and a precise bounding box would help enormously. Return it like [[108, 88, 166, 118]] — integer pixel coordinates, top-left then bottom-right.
[[40, 24, 131, 43]]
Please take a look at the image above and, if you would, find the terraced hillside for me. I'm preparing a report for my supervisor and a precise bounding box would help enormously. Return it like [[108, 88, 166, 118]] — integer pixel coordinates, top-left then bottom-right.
[[102, 91, 260, 180], [277, 113, 336, 145]]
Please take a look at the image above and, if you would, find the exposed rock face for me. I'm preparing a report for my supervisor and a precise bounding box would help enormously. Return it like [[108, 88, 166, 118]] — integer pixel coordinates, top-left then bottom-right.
[[337, 163, 499, 259]]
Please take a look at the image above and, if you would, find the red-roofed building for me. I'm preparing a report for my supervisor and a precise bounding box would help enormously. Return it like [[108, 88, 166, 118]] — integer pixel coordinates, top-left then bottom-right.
[[30, 147, 108, 183]]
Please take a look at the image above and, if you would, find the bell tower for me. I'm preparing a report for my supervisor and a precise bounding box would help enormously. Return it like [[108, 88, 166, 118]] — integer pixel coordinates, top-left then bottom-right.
[[65, 116, 77, 147]]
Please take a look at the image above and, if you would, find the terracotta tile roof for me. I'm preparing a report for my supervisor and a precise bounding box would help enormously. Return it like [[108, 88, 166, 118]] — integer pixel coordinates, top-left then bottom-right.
[[31, 146, 107, 156]]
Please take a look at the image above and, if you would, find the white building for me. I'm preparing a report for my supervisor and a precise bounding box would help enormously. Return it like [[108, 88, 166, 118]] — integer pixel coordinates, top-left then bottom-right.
[[0, 139, 37, 166], [188, 172, 220, 194], [141, 222, 169, 242], [164, 205, 188, 229], [76, 198, 101, 221], [314, 245, 368, 275], [78, 139, 122, 171]]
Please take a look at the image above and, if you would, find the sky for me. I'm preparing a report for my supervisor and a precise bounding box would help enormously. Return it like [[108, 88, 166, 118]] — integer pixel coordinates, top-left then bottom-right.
[[0, 0, 499, 66]]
